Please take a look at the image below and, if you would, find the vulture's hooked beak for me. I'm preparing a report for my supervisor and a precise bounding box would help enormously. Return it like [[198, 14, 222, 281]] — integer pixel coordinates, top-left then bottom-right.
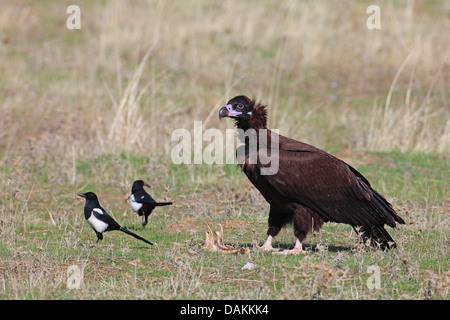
[[219, 104, 242, 119]]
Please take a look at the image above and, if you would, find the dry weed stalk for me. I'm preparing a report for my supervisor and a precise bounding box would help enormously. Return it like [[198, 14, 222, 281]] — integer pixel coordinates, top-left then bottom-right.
[[106, 48, 154, 153], [364, 47, 448, 153]]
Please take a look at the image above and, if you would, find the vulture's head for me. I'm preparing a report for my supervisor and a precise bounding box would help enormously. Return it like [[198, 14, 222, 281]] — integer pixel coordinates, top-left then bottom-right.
[[219, 95, 267, 130]]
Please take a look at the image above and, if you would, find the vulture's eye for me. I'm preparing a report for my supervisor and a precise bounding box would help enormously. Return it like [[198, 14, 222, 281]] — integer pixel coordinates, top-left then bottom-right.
[[236, 103, 244, 110]]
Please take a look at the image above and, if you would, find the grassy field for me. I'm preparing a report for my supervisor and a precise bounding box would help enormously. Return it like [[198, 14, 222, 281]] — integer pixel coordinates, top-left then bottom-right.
[[0, 0, 449, 300]]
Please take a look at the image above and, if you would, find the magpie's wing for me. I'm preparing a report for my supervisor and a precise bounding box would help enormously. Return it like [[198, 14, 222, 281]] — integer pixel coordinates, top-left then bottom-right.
[[92, 207, 121, 230], [135, 192, 157, 204]]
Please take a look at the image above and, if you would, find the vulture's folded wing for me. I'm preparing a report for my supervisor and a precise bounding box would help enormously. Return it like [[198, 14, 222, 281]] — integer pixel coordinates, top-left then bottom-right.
[[257, 141, 400, 227]]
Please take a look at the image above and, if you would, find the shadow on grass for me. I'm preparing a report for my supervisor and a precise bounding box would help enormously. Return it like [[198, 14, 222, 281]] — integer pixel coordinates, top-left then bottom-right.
[[274, 243, 352, 253], [238, 242, 353, 253]]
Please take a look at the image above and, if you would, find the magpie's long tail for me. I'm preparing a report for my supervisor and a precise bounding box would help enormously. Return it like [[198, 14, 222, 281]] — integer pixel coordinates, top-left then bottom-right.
[[120, 227, 153, 245], [154, 202, 172, 207]]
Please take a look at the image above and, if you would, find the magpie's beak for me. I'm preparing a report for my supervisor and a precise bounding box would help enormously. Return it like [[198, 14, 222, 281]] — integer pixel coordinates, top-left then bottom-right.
[[77, 193, 86, 199], [143, 182, 151, 188]]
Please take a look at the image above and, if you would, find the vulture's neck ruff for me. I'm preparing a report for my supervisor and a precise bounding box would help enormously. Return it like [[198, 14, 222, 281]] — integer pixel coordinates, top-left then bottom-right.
[[234, 101, 279, 176], [233, 101, 277, 152], [234, 101, 268, 131]]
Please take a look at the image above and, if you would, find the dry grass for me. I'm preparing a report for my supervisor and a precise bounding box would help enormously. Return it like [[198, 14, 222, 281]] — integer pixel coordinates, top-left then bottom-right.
[[0, 0, 448, 300], [0, 0, 448, 161]]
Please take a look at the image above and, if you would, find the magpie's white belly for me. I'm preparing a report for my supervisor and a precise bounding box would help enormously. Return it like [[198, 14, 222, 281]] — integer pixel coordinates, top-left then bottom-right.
[[130, 194, 143, 213], [87, 215, 109, 233]]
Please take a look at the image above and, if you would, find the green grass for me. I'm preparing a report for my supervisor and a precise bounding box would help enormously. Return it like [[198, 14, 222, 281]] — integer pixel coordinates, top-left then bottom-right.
[[0, 151, 448, 299], [357, 152, 449, 202]]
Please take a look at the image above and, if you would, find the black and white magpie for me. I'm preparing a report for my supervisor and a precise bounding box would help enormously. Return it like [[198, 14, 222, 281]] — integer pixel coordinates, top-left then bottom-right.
[[77, 192, 153, 245], [130, 180, 173, 228]]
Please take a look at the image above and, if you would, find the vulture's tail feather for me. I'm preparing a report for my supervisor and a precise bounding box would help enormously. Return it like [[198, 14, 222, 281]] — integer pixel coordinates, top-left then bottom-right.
[[355, 225, 397, 250]]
